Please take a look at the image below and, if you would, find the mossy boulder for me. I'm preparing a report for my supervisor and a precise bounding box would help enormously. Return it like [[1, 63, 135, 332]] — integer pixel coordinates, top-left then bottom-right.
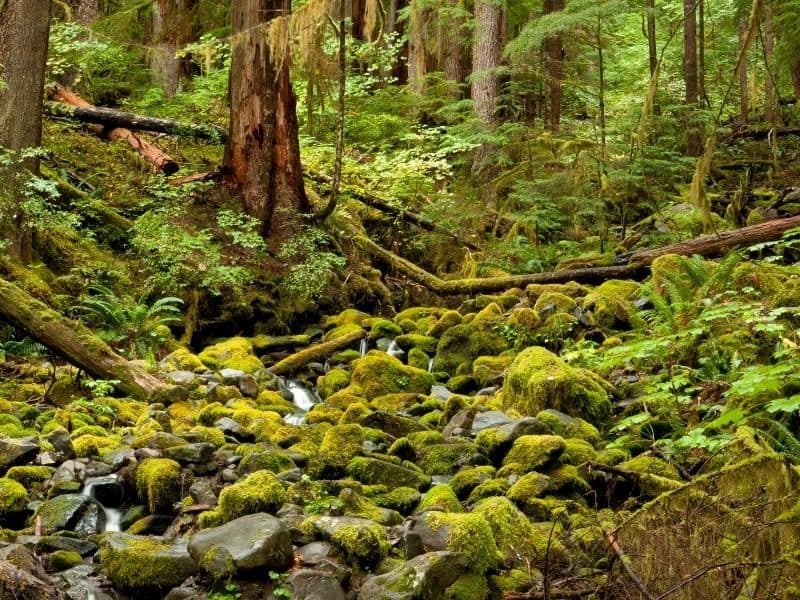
[[472, 355, 514, 388], [359, 551, 469, 600], [212, 470, 286, 524], [309, 423, 365, 478], [351, 353, 435, 400], [582, 279, 643, 330], [317, 368, 351, 399], [99, 533, 199, 591], [368, 318, 403, 342], [449, 466, 496, 500], [325, 308, 371, 329], [427, 310, 463, 338], [339, 488, 403, 526], [136, 458, 184, 514], [502, 347, 612, 423], [417, 441, 484, 476], [395, 334, 438, 354], [533, 292, 577, 315], [160, 347, 206, 373], [417, 484, 464, 513], [444, 573, 491, 600], [5, 466, 54, 487], [324, 323, 365, 341], [48, 549, 83, 571], [72, 434, 119, 458], [502, 435, 566, 472], [347, 456, 432, 491], [307, 515, 390, 567], [0, 477, 27, 513], [506, 472, 551, 509], [198, 337, 263, 373], [433, 321, 511, 374], [536, 409, 601, 444], [418, 511, 501, 573]]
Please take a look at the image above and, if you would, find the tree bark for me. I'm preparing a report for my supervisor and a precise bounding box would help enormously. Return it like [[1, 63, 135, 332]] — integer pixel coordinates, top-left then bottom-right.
[[51, 85, 180, 174], [150, 0, 199, 97], [223, 0, 309, 241], [646, 0, 657, 78], [387, 0, 408, 84], [471, 0, 503, 123], [763, 0, 775, 123], [543, 0, 565, 132], [0, 277, 166, 400], [683, 0, 700, 155], [407, 0, 428, 97], [44, 100, 229, 142], [69, 0, 99, 24], [0, 0, 52, 264], [739, 7, 750, 123], [791, 58, 800, 101]]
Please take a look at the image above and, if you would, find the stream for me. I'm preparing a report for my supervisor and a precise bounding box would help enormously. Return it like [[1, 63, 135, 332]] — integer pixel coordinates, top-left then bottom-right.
[[80, 475, 122, 533]]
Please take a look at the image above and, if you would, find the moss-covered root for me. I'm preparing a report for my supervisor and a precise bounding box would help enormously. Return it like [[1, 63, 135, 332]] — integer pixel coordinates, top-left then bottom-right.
[[267, 327, 366, 376]]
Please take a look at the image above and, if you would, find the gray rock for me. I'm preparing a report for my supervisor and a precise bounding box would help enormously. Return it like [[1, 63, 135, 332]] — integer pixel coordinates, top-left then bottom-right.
[[45, 429, 75, 460], [188, 513, 293, 577], [357, 551, 467, 600], [189, 479, 217, 506], [0, 437, 39, 473], [164, 443, 215, 464], [100, 533, 198, 590], [34, 494, 106, 536], [167, 370, 203, 386], [17, 534, 98, 557], [442, 408, 475, 439], [430, 385, 452, 400], [119, 505, 147, 531], [214, 417, 254, 442], [288, 569, 347, 600], [470, 410, 514, 433]]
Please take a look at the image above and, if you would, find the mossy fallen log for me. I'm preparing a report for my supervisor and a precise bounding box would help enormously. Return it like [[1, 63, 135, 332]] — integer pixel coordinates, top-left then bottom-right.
[[265, 328, 366, 376], [359, 215, 800, 295], [0, 276, 164, 399], [252, 334, 312, 352], [43, 101, 228, 143]]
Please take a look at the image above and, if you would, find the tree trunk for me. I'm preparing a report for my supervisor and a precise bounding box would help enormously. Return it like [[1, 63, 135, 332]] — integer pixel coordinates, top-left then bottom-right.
[[150, 0, 198, 98], [407, 0, 428, 97], [646, 0, 657, 77], [70, 0, 99, 24], [0, 0, 52, 264], [739, 7, 750, 123], [0, 277, 166, 400], [792, 58, 800, 101], [471, 0, 503, 123], [698, 0, 706, 104], [223, 0, 309, 241], [543, 0, 565, 132], [683, 0, 700, 155], [763, 0, 775, 123], [387, 0, 408, 84]]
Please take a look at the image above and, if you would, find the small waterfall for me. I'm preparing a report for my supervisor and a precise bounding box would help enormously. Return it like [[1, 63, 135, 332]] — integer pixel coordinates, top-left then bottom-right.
[[81, 475, 122, 533], [359, 338, 368, 356], [427, 357, 435, 372], [284, 380, 320, 425], [386, 339, 405, 359]]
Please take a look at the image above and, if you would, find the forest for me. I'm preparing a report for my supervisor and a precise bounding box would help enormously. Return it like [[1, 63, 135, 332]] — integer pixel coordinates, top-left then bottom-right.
[[1, 0, 800, 598]]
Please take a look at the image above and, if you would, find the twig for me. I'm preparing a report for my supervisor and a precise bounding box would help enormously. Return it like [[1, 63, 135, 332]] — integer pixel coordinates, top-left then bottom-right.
[[604, 529, 656, 600]]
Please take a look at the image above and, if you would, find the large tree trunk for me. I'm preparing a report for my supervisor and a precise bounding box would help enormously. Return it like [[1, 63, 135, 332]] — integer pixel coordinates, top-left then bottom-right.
[[543, 0, 565, 132], [763, 0, 775, 123], [0, 277, 166, 400], [69, 0, 99, 24], [739, 7, 750, 123], [471, 0, 503, 123], [223, 0, 309, 241], [646, 0, 657, 77], [683, 0, 700, 155], [407, 0, 428, 97], [0, 0, 52, 264], [386, 0, 408, 84], [150, 0, 198, 98]]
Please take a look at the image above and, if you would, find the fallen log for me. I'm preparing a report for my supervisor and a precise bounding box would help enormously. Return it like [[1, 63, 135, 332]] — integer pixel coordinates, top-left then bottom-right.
[[265, 328, 366, 377], [728, 126, 800, 141], [50, 85, 179, 175], [360, 215, 800, 295], [0, 276, 165, 400], [43, 101, 228, 143], [308, 170, 480, 250]]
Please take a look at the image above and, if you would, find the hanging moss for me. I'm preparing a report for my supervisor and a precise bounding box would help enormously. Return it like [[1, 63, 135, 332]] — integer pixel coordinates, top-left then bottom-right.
[[136, 458, 184, 514]]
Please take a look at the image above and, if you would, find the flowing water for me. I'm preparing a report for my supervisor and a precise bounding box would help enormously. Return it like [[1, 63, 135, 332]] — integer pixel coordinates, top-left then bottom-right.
[[80, 474, 122, 533], [359, 338, 368, 356], [283, 380, 320, 425], [386, 339, 405, 359]]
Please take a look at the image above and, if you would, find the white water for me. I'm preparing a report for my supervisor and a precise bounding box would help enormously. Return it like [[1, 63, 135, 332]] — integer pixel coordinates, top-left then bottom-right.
[[80, 475, 122, 533], [283, 380, 319, 425], [386, 339, 405, 359], [359, 338, 368, 356], [427, 357, 435, 372]]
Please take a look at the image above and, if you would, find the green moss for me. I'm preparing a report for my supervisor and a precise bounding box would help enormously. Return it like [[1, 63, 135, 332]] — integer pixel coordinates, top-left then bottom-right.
[[502, 347, 612, 423], [216, 470, 286, 523], [317, 368, 351, 399], [346, 456, 432, 490], [160, 347, 206, 373], [618, 455, 681, 480], [536, 409, 601, 444], [308, 423, 365, 478], [582, 279, 642, 330], [324, 323, 365, 341], [467, 477, 510, 502], [187, 425, 226, 447], [198, 337, 263, 373], [330, 521, 390, 567], [420, 410, 444, 428], [472, 355, 514, 388], [48, 549, 83, 571], [73, 434, 119, 457], [0, 477, 28, 513], [408, 347, 431, 371], [339, 488, 402, 525], [367, 317, 403, 342], [426, 310, 463, 338], [445, 573, 490, 600], [473, 496, 557, 566], [325, 308, 371, 329], [503, 435, 566, 472], [561, 438, 598, 465], [424, 511, 501, 573], [5, 466, 54, 487], [350, 353, 435, 400], [136, 458, 184, 514], [418, 441, 480, 476], [449, 466, 496, 500], [197, 509, 223, 528], [396, 334, 438, 354], [371, 486, 421, 514], [418, 484, 464, 513], [490, 569, 535, 595], [99, 535, 197, 590], [433, 321, 511, 374], [544, 464, 590, 495], [506, 472, 551, 508], [506, 308, 541, 345], [533, 292, 577, 315]]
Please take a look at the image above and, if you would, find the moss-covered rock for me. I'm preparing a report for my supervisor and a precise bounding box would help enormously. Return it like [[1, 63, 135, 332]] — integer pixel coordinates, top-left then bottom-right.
[[422, 511, 501, 573], [5, 465, 54, 487], [136, 458, 184, 514], [307, 515, 390, 568], [582, 279, 642, 330], [396, 334, 438, 354], [160, 347, 206, 373], [433, 320, 511, 374], [339, 488, 403, 525], [309, 423, 365, 478], [502, 347, 612, 423], [445, 573, 491, 600], [202, 470, 286, 525], [350, 353, 435, 400], [502, 435, 566, 472], [417, 441, 483, 476], [533, 292, 577, 315], [0, 477, 28, 513], [536, 409, 601, 444], [325, 308, 372, 329], [506, 472, 551, 508], [317, 368, 351, 399], [562, 438, 598, 465], [427, 310, 463, 338], [347, 456, 432, 491], [544, 464, 590, 495], [371, 486, 421, 515], [449, 466, 496, 500], [198, 337, 263, 373], [472, 355, 514, 388], [48, 549, 83, 571], [417, 484, 464, 513], [99, 533, 199, 591], [72, 434, 119, 458]]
